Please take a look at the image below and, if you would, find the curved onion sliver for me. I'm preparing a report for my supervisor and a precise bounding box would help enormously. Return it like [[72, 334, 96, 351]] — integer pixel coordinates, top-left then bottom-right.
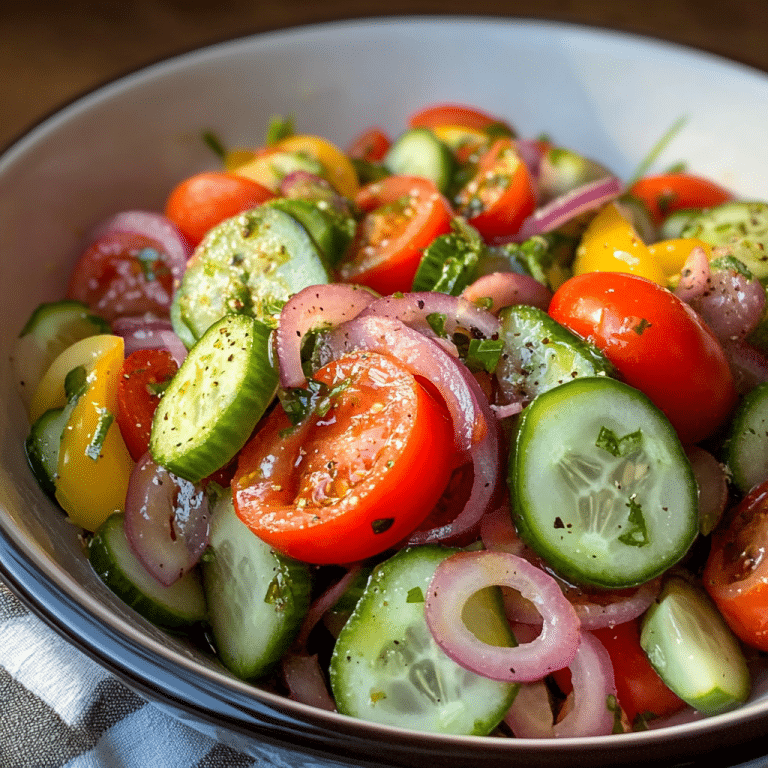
[[724, 339, 768, 394], [275, 283, 376, 388], [552, 631, 617, 738], [124, 452, 210, 586], [462, 272, 553, 314], [111, 316, 188, 366], [281, 652, 337, 712], [686, 445, 729, 536], [504, 679, 555, 738], [425, 550, 580, 683]]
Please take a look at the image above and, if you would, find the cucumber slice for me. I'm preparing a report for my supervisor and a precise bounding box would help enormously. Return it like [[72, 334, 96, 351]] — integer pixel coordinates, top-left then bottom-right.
[[496, 304, 614, 404], [12, 299, 110, 408], [640, 574, 750, 715], [384, 128, 457, 194], [723, 380, 768, 494], [25, 406, 71, 498], [89, 513, 207, 630], [170, 205, 330, 347], [150, 313, 278, 483], [329, 545, 517, 736], [510, 377, 698, 588], [201, 491, 311, 680]]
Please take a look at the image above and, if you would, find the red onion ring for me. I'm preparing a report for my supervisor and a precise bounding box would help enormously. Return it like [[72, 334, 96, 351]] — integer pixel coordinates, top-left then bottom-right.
[[111, 316, 188, 366], [124, 452, 210, 586], [425, 550, 581, 683], [88, 210, 192, 284], [551, 631, 617, 738], [275, 283, 376, 388], [686, 445, 728, 535], [281, 652, 337, 712], [503, 679, 555, 737], [462, 271, 553, 314]]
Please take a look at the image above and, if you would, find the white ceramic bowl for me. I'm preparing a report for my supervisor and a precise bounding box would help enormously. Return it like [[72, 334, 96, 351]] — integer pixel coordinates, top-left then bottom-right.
[[2, 16, 768, 767]]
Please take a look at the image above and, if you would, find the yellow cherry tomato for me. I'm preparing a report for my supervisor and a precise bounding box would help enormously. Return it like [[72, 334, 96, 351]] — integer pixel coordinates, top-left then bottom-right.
[[55, 335, 134, 532], [573, 202, 667, 285], [223, 148, 258, 171], [647, 237, 713, 281], [432, 124, 490, 159]]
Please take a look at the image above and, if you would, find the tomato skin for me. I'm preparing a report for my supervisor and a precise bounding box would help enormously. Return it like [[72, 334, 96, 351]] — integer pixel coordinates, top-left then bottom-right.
[[116, 348, 178, 461], [548, 272, 737, 445], [704, 480, 768, 651], [592, 619, 686, 723], [628, 173, 733, 226], [232, 351, 455, 564], [164, 171, 274, 247], [408, 103, 512, 132], [346, 127, 391, 162], [339, 175, 453, 295], [66, 232, 175, 321], [454, 138, 537, 241]]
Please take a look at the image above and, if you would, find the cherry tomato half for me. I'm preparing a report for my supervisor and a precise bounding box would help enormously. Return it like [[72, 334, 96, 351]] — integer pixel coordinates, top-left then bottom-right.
[[66, 232, 175, 321], [548, 272, 737, 445], [704, 480, 768, 651], [339, 175, 453, 295], [408, 103, 513, 133], [628, 173, 733, 226], [232, 351, 455, 564], [116, 348, 179, 461], [164, 171, 275, 248], [346, 127, 391, 162], [454, 138, 536, 241]]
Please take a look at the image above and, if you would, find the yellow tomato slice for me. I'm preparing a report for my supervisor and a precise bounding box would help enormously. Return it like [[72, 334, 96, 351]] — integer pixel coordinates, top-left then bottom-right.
[[276, 134, 360, 198], [55, 335, 134, 531], [573, 202, 666, 285]]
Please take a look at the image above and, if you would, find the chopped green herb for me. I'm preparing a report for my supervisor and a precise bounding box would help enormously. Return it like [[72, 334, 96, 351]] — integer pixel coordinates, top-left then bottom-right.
[[85, 408, 114, 460], [426, 312, 448, 338], [595, 426, 642, 457], [202, 130, 227, 160], [406, 587, 425, 603], [618, 497, 650, 547], [265, 114, 296, 145], [464, 338, 504, 374], [64, 365, 88, 402]]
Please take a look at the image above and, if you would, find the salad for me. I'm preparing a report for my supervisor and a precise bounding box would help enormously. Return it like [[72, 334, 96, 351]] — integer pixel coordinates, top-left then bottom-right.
[[13, 101, 768, 739]]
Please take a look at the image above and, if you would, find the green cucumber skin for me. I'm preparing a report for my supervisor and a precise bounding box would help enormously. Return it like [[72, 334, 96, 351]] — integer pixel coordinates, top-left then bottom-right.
[[640, 576, 750, 715], [723, 381, 768, 494], [329, 545, 517, 736], [510, 377, 698, 589], [171, 205, 330, 347], [89, 513, 207, 630], [384, 128, 456, 194], [25, 406, 69, 498], [202, 492, 311, 681], [150, 314, 278, 484], [496, 304, 614, 404]]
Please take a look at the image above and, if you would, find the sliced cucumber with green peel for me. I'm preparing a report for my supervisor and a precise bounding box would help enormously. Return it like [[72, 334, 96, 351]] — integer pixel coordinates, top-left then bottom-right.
[[25, 406, 70, 498], [89, 513, 207, 630], [150, 313, 278, 483], [171, 205, 330, 346], [12, 299, 110, 408], [329, 545, 518, 735], [496, 304, 614, 404], [202, 491, 311, 681], [384, 128, 456, 194], [640, 574, 750, 715], [510, 376, 698, 588], [723, 381, 768, 494]]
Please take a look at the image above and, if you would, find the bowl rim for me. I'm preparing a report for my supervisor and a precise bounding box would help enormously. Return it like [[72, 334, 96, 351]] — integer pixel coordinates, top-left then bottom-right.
[[2, 14, 768, 767]]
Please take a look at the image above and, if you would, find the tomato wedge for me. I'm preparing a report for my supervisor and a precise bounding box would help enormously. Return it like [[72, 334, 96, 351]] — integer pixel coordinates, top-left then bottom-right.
[[704, 480, 768, 651], [454, 138, 536, 241], [164, 171, 275, 247], [346, 127, 391, 162], [408, 103, 513, 133], [339, 175, 453, 295], [628, 173, 733, 226], [116, 348, 179, 461], [232, 351, 455, 564]]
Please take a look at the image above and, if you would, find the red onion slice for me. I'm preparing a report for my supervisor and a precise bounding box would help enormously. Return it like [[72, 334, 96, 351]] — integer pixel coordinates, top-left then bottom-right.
[[552, 631, 617, 738], [124, 452, 210, 586], [723, 339, 768, 394], [509, 176, 623, 242], [281, 653, 337, 712], [88, 210, 192, 284], [425, 550, 581, 683], [686, 445, 728, 535], [275, 284, 376, 388], [503, 679, 555, 738], [462, 272, 553, 314], [111, 316, 188, 366]]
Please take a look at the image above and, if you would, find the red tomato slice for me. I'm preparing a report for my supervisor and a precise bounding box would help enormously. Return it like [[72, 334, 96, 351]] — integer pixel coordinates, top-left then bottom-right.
[[164, 171, 275, 247], [592, 619, 686, 724], [339, 175, 453, 295], [454, 138, 536, 241], [548, 272, 737, 446], [66, 232, 175, 321], [232, 351, 455, 564], [408, 103, 512, 132], [345, 127, 391, 162], [704, 480, 768, 651], [116, 348, 178, 461], [628, 173, 733, 226]]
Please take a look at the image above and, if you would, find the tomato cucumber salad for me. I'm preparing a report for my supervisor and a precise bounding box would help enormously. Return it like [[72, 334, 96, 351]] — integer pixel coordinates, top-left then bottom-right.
[[14, 102, 768, 739]]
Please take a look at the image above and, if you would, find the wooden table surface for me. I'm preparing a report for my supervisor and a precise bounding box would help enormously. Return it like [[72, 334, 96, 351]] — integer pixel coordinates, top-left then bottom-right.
[[3, 0, 768, 149]]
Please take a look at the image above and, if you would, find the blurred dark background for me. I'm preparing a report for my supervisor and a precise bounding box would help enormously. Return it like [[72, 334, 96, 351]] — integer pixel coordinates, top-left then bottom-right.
[[3, 0, 768, 147]]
